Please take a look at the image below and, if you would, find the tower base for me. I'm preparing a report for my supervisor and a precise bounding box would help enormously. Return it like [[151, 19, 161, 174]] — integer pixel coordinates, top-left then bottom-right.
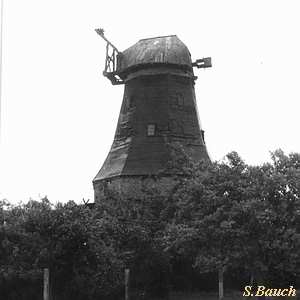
[[94, 175, 179, 203]]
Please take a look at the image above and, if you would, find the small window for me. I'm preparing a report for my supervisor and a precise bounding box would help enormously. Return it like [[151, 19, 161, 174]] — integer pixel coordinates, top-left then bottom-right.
[[147, 124, 156, 136]]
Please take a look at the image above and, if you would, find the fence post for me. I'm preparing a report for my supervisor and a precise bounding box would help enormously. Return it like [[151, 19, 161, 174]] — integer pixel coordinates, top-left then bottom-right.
[[125, 268, 130, 300], [218, 267, 224, 300], [44, 268, 50, 300]]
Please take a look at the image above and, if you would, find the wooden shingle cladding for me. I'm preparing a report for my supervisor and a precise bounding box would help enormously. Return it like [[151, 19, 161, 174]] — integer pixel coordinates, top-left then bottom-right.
[[93, 74, 209, 182]]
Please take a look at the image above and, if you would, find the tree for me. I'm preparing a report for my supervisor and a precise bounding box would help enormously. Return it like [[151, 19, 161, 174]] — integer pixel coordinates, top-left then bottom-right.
[[161, 150, 300, 291]]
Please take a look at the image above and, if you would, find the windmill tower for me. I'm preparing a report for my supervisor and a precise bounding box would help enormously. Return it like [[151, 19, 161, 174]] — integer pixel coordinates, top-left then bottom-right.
[[94, 30, 211, 202]]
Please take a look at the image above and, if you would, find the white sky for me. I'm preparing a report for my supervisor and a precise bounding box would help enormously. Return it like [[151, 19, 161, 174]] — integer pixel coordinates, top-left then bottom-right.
[[1, 0, 300, 204]]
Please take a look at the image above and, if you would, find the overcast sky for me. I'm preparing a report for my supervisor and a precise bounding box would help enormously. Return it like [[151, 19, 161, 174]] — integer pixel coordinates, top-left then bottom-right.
[[1, 0, 300, 204]]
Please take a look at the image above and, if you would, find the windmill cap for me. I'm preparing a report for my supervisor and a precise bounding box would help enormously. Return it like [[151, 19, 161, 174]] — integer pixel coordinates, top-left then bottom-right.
[[117, 35, 193, 74]]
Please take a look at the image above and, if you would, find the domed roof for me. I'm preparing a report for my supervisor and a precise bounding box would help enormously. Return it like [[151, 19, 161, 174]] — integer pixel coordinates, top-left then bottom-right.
[[117, 35, 192, 73]]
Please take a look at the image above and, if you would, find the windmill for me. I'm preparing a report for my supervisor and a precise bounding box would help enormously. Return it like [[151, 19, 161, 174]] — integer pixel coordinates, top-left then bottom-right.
[[94, 29, 212, 201]]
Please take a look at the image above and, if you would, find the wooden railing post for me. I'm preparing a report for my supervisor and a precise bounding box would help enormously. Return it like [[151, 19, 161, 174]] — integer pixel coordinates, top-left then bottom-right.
[[125, 268, 130, 300], [43, 268, 50, 300], [218, 267, 224, 300]]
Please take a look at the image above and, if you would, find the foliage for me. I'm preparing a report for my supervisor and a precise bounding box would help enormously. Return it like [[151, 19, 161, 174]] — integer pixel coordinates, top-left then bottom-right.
[[0, 149, 300, 299]]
